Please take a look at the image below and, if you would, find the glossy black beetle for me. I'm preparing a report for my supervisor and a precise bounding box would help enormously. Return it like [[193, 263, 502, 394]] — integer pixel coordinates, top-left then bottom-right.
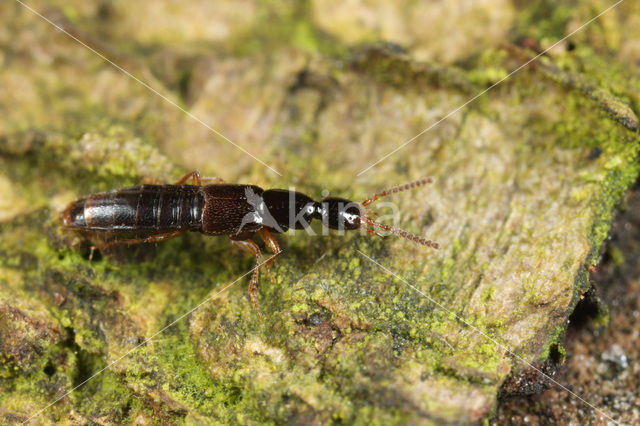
[[63, 171, 438, 312]]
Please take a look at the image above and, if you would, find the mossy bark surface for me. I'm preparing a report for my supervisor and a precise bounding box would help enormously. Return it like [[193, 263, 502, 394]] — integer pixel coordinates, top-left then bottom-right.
[[1, 1, 639, 424]]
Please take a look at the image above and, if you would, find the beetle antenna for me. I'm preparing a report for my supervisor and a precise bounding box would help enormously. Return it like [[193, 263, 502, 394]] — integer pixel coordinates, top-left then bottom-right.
[[361, 215, 439, 249], [361, 177, 433, 207]]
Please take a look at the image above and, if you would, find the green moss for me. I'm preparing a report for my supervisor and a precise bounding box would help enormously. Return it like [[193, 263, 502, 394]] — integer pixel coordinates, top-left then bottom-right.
[[71, 351, 137, 422], [3, 0, 640, 422], [592, 306, 610, 328], [539, 325, 566, 361], [224, 0, 346, 59], [468, 48, 510, 87], [512, 1, 576, 42], [609, 246, 625, 267], [480, 286, 496, 304]]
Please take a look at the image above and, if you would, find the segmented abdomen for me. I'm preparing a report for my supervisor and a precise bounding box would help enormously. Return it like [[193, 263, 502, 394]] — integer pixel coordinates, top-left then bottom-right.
[[63, 185, 204, 233]]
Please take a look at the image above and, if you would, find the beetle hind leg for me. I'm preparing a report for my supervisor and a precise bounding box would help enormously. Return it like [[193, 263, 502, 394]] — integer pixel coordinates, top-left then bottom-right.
[[90, 231, 185, 258]]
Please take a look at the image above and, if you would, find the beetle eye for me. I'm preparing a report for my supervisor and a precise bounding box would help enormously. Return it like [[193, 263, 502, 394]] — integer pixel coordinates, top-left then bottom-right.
[[342, 207, 361, 228]]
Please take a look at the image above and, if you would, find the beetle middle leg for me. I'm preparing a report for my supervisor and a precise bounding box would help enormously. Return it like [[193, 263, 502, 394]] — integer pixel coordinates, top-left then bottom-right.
[[229, 236, 263, 316], [257, 228, 282, 283]]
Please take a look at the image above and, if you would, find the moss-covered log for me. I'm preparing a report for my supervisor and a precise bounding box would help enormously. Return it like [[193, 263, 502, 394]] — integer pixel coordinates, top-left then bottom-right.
[[1, 0, 639, 424]]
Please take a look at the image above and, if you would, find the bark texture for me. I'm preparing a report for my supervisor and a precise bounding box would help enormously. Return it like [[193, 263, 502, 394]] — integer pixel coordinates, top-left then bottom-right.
[[1, 0, 639, 423]]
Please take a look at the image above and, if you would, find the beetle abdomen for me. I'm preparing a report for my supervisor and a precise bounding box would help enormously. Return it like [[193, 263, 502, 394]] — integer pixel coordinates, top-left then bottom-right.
[[63, 185, 204, 232]]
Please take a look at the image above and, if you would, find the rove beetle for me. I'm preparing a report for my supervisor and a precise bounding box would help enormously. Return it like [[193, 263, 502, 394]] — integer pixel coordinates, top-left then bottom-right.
[[62, 171, 438, 312]]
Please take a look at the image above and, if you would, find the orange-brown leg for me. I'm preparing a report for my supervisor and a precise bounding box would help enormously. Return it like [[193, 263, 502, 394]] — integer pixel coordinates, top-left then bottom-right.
[[362, 223, 383, 238], [175, 171, 202, 185], [365, 209, 379, 218], [257, 228, 282, 283], [229, 237, 263, 316], [201, 176, 225, 184], [90, 231, 184, 258], [174, 171, 225, 186], [142, 176, 160, 184]]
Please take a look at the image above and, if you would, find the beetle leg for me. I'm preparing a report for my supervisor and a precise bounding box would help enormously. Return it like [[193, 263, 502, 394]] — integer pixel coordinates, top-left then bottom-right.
[[229, 236, 263, 316], [257, 228, 282, 283], [201, 176, 225, 184], [174, 171, 202, 185], [174, 171, 225, 186], [362, 223, 384, 238], [141, 176, 160, 184], [366, 228, 383, 237], [90, 231, 184, 257], [365, 208, 379, 218]]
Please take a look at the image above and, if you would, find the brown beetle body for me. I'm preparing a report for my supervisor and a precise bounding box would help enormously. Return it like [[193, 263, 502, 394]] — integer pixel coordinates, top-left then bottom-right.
[[62, 171, 437, 313], [63, 183, 267, 236]]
